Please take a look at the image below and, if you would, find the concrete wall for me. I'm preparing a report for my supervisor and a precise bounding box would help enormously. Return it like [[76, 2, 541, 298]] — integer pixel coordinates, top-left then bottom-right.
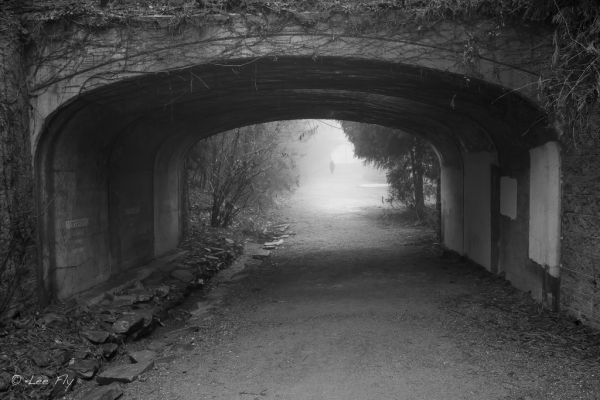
[[497, 167, 541, 300], [154, 137, 185, 256], [441, 164, 464, 254], [108, 123, 157, 272], [463, 152, 497, 270], [45, 113, 175, 298], [529, 142, 561, 277], [50, 108, 114, 298], [500, 177, 518, 220]]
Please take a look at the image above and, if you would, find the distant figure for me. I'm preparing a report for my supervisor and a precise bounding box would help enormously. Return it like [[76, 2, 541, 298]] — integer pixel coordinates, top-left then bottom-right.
[[329, 160, 335, 174]]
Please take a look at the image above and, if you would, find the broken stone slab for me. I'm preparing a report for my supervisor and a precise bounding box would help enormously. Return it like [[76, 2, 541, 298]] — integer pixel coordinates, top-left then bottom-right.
[[127, 349, 156, 364], [30, 350, 53, 367], [112, 313, 146, 335], [252, 249, 271, 260], [82, 329, 110, 344], [263, 245, 276, 250], [264, 239, 284, 247], [110, 295, 138, 307], [83, 382, 123, 400], [170, 269, 194, 283], [96, 359, 154, 385], [55, 348, 73, 365], [135, 292, 154, 303], [101, 343, 118, 359], [153, 285, 170, 298], [121, 288, 154, 303], [127, 311, 156, 341], [40, 312, 66, 328], [68, 358, 100, 379]]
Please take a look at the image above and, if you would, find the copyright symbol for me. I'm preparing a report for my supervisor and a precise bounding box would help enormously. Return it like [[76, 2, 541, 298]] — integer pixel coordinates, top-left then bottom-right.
[[11, 375, 22, 386]]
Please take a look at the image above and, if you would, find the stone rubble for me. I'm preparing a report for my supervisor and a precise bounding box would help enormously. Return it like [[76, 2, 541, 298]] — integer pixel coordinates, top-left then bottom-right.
[[0, 222, 294, 399]]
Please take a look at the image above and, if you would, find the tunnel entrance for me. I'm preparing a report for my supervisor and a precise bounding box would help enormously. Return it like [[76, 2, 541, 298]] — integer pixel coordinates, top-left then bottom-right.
[[35, 56, 560, 305]]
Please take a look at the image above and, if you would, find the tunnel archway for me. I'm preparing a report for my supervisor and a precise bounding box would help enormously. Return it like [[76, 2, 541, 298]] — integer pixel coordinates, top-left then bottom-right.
[[35, 56, 560, 304]]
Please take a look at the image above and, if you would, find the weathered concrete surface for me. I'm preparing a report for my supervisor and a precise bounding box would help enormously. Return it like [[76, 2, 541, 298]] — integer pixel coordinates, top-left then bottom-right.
[[463, 151, 497, 271], [529, 141, 561, 277], [500, 176, 518, 220], [440, 164, 463, 254]]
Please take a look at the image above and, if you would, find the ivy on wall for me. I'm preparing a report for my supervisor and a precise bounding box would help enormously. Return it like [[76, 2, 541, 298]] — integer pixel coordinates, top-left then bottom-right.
[[10, 0, 598, 144]]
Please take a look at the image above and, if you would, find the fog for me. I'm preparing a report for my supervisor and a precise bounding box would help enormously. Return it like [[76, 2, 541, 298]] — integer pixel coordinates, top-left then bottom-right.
[[291, 120, 389, 213]]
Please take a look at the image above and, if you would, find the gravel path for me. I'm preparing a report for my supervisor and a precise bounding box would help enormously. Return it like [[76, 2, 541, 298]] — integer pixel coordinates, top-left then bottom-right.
[[123, 182, 600, 400]]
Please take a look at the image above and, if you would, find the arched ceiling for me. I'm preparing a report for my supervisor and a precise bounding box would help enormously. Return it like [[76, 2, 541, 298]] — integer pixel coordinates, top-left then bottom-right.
[[40, 56, 556, 169]]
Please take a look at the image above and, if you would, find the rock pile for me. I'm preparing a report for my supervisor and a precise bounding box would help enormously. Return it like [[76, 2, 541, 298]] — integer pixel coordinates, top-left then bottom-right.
[[0, 230, 243, 399]]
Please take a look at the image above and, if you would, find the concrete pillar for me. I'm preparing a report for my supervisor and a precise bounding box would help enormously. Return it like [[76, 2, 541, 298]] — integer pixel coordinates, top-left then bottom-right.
[[463, 152, 497, 270], [529, 141, 561, 277], [440, 164, 464, 254]]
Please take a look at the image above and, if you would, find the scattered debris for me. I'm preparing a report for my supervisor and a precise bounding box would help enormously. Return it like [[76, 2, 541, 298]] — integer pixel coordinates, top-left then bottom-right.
[[0, 227, 244, 399]]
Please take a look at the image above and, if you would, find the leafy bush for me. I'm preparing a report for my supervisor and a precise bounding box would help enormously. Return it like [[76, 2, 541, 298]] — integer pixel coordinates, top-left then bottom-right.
[[186, 120, 315, 228]]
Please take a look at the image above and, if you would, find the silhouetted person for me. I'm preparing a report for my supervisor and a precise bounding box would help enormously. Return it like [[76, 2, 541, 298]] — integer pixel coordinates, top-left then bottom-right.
[[329, 160, 335, 174]]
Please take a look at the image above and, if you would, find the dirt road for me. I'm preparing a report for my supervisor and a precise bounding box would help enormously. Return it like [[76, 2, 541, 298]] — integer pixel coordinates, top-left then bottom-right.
[[123, 181, 600, 400]]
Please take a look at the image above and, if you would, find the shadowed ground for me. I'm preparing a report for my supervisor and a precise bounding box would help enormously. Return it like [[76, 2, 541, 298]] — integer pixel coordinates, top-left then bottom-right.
[[120, 177, 600, 400]]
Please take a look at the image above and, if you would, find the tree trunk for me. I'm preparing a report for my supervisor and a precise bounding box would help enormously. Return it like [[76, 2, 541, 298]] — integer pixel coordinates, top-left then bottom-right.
[[411, 138, 425, 219], [182, 160, 190, 237]]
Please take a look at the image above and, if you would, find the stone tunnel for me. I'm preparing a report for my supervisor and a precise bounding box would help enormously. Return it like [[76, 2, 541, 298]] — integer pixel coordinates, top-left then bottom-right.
[[28, 13, 566, 316]]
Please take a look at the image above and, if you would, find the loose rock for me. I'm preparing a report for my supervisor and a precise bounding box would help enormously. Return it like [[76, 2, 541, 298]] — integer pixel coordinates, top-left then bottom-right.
[[112, 313, 145, 335], [96, 360, 154, 385], [30, 350, 53, 367], [252, 249, 271, 260], [128, 349, 156, 364], [171, 269, 194, 283], [264, 239, 284, 247], [101, 343, 119, 359], [82, 329, 110, 344], [69, 358, 100, 379]]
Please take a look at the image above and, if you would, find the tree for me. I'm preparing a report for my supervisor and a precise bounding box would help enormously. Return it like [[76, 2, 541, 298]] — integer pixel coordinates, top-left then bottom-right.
[[340, 121, 439, 219], [186, 120, 315, 228]]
